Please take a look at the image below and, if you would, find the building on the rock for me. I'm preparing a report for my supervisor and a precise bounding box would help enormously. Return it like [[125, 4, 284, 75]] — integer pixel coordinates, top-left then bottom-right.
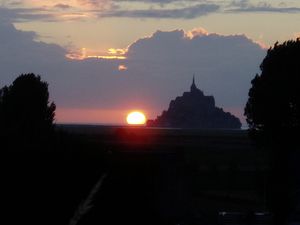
[[147, 76, 242, 129]]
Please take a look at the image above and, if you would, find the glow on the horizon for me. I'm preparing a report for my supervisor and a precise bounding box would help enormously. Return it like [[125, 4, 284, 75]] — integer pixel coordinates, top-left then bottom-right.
[[126, 111, 146, 125], [56, 108, 128, 125]]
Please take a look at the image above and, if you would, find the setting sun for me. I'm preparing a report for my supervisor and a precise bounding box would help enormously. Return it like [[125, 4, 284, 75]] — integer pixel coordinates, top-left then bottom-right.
[[126, 111, 146, 125]]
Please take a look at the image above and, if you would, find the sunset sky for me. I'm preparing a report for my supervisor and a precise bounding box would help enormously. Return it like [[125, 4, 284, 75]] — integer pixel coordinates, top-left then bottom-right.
[[0, 0, 300, 125]]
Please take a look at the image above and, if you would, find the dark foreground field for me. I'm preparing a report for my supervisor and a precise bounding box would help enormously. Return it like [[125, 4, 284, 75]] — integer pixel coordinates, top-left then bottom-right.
[[4, 125, 272, 225]]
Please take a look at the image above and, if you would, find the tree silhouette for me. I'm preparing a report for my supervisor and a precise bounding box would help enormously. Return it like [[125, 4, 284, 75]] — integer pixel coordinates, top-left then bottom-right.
[[0, 73, 56, 138], [245, 39, 300, 143], [245, 39, 300, 225]]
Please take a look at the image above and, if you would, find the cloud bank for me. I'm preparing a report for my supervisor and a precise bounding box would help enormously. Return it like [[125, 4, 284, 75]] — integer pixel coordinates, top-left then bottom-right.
[[98, 4, 220, 19], [228, 0, 300, 13], [0, 22, 266, 124], [1, 0, 300, 23]]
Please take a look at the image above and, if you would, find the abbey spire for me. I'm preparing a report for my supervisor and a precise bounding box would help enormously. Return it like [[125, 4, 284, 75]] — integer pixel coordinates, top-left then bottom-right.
[[190, 75, 198, 92], [191, 75, 198, 92]]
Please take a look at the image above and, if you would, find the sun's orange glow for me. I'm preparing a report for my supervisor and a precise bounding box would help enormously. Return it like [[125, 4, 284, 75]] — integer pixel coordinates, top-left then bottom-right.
[[126, 111, 146, 125]]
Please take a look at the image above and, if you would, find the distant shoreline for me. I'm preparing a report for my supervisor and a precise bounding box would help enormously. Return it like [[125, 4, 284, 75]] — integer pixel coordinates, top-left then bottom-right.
[[56, 123, 249, 137], [56, 123, 249, 130]]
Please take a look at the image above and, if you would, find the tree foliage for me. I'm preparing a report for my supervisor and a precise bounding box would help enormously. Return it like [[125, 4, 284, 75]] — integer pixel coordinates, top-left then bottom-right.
[[245, 38, 300, 144], [0, 73, 56, 137], [245, 39, 300, 225]]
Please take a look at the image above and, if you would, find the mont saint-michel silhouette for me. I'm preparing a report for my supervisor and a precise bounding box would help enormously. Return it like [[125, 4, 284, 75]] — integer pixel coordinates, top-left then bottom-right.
[[147, 77, 242, 129]]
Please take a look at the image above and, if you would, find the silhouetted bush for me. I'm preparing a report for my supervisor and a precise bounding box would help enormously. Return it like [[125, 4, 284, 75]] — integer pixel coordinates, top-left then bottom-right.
[[0, 73, 56, 140]]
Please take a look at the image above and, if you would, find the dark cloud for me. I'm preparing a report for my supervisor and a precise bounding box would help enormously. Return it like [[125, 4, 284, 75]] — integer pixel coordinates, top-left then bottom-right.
[[230, 6, 300, 13], [0, 22, 265, 125], [0, 6, 91, 22], [77, 0, 112, 8], [6, 1, 23, 6], [228, 1, 300, 13], [1, 1, 220, 22], [53, 4, 72, 10], [229, 0, 250, 8], [0, 22, 66, 84], [1, 1, 300, 24], [77, 0, 101, 6], [82, 0, 202, 4], [0, 7, 56, 23], [98, 4, 220, 19]]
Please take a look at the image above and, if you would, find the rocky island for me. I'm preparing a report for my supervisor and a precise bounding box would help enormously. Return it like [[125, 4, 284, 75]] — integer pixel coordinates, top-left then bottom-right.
[[147, 77, 241, 129]]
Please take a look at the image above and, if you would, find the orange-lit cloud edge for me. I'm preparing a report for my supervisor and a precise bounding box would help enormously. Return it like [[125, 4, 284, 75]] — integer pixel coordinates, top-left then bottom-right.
[[65, 27, 270, 61], [66, 47, 128, 60]]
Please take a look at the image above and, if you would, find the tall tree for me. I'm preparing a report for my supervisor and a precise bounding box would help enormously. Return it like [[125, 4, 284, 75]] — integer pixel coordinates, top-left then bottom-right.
[[245, 39, 300, 225], [0, 73, 56, 138], [245, 39, 300, 142]]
